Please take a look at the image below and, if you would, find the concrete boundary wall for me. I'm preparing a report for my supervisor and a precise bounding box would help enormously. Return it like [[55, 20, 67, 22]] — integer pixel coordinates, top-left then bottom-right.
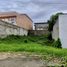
[[0, 20, 28, 37], [29, 30, 49, 36]]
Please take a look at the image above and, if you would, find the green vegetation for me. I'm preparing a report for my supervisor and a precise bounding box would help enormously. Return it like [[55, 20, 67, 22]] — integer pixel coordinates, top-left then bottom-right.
[[0, 35, 66, 66], [48, 12, 63, 31], [52, 38, 62, 48], [0, 35, 66, 57], [47, 32, 52, 41]]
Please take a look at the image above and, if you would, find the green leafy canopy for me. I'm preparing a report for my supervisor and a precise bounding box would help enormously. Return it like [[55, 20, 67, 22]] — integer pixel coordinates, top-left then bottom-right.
[[48, 12, 63, 31]]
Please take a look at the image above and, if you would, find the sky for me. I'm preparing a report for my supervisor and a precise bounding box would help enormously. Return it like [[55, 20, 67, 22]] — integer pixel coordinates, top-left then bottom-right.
[[0, 0, 67, 22]]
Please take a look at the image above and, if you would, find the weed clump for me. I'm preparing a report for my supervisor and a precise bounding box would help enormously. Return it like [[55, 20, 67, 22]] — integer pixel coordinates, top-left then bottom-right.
[[52, 38, 62, 48], [24, 39, 28, 43]]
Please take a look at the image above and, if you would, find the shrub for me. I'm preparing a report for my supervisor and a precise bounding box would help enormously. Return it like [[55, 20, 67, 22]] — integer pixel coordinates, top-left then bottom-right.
[[5, 35, 21, 39], [24, 39, 28, 43], [56, 38, 62, 48], [47, 32, 52, 41], [52, 38, 62, 48], [48, 13, 63, 32]]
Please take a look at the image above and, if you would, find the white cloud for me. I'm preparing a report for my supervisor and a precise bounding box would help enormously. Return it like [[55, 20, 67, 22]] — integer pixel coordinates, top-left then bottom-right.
[[0, 0, 67, 22]]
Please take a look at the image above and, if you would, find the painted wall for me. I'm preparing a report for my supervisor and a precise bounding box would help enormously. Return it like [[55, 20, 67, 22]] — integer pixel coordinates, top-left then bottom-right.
[[52, 20, 59, 40], [52, 14, 67, 48], [59, 15, 67, 48], [16, 14, 33, 30]]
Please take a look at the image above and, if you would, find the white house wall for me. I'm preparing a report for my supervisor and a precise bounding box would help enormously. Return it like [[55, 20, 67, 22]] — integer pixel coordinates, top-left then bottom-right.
[[52, 20, 59, 40], [59, 15, 67, 48]]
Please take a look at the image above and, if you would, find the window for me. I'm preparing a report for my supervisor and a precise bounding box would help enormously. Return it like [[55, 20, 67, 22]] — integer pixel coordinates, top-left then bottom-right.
[[10, 18, 16, 24], [11, 18, 15, 22], [11, 18, 15, 21]]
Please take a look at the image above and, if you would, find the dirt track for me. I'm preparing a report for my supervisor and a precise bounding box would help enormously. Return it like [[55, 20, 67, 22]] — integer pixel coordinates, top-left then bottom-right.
[[0, 53, 45, 67], [0, 57, 45, 67], [0, 53, 61, 67]]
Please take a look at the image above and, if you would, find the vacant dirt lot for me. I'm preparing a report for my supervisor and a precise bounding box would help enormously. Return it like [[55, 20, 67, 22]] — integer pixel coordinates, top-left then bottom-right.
[[0, 57, 45, 67], [0, 52, 62, 67], [0, 53, 46, 67]]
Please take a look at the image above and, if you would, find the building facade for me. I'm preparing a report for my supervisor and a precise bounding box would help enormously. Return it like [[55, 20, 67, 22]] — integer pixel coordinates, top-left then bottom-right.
[[52, 14, 67, 48], [0, 12, 33, 30], [34, 23, 48, 30]]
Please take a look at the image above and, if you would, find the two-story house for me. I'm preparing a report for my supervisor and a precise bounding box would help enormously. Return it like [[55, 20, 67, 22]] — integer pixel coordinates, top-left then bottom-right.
[[0, 12, 33, 30]]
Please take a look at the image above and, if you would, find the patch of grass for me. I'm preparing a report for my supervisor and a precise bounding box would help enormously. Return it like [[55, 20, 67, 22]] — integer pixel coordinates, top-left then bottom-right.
[[0, 35, 67, 60]]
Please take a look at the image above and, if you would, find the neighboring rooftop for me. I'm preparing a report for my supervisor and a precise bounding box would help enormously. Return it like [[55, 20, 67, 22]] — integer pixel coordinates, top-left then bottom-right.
[[34, 22, 48, 24], [0, 12, 18, 18]]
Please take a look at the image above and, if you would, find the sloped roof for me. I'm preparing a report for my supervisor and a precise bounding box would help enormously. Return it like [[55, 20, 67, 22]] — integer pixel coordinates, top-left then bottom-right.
[[0, 11, 33, 22], [0, 12, 18, 18]]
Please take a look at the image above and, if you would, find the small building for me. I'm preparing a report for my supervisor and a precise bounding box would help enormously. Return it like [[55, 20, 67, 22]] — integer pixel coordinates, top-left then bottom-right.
[[0, 12, 33, 30], [52, 13, 67, 48], [34, 22, 48, 30], [28, 22, 49, 36]]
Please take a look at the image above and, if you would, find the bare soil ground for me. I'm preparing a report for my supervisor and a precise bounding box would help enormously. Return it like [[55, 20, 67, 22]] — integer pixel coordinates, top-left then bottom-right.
[[0, 52, 61, 67], [0, 52, 46, 67]]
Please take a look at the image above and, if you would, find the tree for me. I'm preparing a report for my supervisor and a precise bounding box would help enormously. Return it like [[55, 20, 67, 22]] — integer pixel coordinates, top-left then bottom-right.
[[48, 12, 63, 32]]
